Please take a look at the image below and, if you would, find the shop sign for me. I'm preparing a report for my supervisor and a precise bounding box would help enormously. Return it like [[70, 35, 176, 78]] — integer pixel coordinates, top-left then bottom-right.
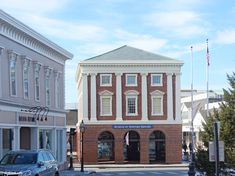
[[19, 115, 36, 122], [112, 124, 153, 129]]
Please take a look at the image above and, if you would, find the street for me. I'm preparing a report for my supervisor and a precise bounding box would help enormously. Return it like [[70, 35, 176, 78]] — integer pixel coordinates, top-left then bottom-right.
[[91, 167, 189, 176]]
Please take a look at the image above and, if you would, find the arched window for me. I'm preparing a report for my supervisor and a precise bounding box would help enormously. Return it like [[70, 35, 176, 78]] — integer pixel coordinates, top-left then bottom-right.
[[97, 131, 114, 161]]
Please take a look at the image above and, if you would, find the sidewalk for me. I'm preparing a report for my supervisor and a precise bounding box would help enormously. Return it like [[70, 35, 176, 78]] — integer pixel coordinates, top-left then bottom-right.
[[60, 163, 189, 175]]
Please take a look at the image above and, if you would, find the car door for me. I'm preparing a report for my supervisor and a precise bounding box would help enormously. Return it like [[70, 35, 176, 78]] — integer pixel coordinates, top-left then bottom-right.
[[37, 152, 49, 176], [45, 151, 57, 175]]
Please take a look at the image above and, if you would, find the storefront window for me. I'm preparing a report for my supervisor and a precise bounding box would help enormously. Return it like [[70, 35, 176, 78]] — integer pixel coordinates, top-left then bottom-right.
[[39, 129, 52, 150], [97, 131, 114, 161], [2, 129, 13, 156]]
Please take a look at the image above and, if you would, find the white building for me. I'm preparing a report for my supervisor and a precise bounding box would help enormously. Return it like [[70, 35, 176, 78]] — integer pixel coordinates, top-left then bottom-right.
[[0, 10, 73, 166], [181, 90, 223, 147]]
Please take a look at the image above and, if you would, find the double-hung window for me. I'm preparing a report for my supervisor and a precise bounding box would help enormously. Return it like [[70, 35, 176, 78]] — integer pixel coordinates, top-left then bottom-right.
[[9, 52, 17, 96], [34, 62, 41, 101], [55, 71, 60, 108], [126, 74, 137, 86], [100, 74, 112, 86], [22, 58, 30, 99], [151, 90, 164, 116], [99, 90, 113, 116], [45, 67, 51, 106], [151, 74, 162, 86], [125, 90, 139, 116]]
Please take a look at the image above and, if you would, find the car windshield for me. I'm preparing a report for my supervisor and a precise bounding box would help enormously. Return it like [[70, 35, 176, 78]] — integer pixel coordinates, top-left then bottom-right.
[[0, 153, 37, 165]]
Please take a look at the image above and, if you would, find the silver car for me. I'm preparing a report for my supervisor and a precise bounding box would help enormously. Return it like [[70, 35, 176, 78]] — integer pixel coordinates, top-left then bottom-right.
[[0, 149, 60, 176]]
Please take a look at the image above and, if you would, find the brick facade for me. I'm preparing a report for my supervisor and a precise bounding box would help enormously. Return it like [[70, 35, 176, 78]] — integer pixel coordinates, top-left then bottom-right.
[[76, 45, 183, 165]]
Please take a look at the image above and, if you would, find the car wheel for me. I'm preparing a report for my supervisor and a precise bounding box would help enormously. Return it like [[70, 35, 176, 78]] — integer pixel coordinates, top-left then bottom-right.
[[54, 171, 59, 176]]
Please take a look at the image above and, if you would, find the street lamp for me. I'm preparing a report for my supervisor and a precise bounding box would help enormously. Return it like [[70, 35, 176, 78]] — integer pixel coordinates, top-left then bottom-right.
[[69, 128, 76, 170], [79, 120, 85, 172]]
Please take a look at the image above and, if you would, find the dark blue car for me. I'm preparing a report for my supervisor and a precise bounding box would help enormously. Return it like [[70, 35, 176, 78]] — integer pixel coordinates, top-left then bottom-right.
[[0, 149, 60, 176]]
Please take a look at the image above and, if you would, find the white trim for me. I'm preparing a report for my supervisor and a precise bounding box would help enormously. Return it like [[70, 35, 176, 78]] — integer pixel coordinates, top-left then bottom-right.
[[115, 73, 122, 121], [99, 90, 114, 96], [100, 74, 112, 87], [141, 73, 148, 121], [125, 74, 137, 86], [167, 73, 173, 121], [90, 73, 97, 122], [151, 74, 163, 86]]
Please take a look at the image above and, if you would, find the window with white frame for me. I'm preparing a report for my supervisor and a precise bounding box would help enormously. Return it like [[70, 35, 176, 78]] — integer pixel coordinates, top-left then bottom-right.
[[99, 90, 113, 116], [151, 90, 164, 116], [34, 63, 41, 101], [126, 74, 137, 86], [125, 90, 139, 116], [9, 53, 17, 96], [45, 67, 51, 106], [54, 71, 60, 108], [100, 74, 112, 86], [151, 74, 162, 86], [22, 58, 30, 99]]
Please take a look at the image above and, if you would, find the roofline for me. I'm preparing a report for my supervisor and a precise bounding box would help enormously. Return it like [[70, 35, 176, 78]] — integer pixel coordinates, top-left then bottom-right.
[[0, 9, 73, 60]]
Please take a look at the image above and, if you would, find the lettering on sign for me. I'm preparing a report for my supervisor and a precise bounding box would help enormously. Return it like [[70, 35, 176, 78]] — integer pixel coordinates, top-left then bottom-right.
[[112, 124, 153, 129], [19, 116, 36, 122]]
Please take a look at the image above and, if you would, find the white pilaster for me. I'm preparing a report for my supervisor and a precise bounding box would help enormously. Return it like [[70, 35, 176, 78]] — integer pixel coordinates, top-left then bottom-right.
[[141, 73, 148, 121], [82, 73, 88, 122], [167, 73, 173, 122], [0, 129, 2, 159], [175, 73, 181, 122], [115, 73, 122, 121], [62, 129, 67, 162], [90, 73, 97, 122], [31, 127, 39, 150], [51, 128, 56, 157], [0, 47, 3, 98], [13, 127, 20, 150]]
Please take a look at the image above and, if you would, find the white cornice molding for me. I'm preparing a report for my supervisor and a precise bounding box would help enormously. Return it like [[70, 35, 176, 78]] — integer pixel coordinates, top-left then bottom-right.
[[0, 10, 73, 64]]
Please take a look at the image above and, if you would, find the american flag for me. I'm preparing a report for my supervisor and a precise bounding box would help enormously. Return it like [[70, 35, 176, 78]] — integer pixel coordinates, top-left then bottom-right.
[[206, 39, 210, 66]]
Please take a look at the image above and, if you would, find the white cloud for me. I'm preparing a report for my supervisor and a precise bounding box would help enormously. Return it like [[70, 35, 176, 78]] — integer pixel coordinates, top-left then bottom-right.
[[145, 11, 207, 37], [215, 29, 235, 44], [0, 0, 70, 14]]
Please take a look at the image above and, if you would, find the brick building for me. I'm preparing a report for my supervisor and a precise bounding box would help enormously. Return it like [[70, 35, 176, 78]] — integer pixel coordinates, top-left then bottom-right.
[[76, 46, 183, 164]]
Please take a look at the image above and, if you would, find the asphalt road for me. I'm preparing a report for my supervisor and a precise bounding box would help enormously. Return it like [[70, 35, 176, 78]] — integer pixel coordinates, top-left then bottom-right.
[[95, 168, 189, 176]]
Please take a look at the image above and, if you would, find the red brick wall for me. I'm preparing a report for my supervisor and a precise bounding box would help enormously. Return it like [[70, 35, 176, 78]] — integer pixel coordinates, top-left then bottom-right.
[[76, 124, 182, 164], [147, 73, 167, 120]]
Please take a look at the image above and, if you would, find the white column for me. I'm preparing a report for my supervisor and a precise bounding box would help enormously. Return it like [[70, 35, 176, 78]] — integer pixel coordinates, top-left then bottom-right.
[[0, 47, 3, 97], [175, 73, 181, 122], [13, 127, 20, 150], [115, 73, 122, 121], [82, 73, 88, 122], [90, 73, 97, 122], [0, 129, 3, 159], [141, 73, 148, 121], [51, 128, 56, 157], [167, 73, 173, 122], [62, 129, 67, 162], [31, 127, 39, 150]]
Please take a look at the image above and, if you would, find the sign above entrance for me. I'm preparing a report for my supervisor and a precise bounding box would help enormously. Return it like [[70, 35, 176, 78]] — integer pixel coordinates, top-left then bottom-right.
[[112, 124, 153, 129]]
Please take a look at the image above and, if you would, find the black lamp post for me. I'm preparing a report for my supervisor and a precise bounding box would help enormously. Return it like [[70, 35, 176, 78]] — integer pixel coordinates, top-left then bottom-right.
[[79, 120, 85, 172], [69, 128, 76, 170]]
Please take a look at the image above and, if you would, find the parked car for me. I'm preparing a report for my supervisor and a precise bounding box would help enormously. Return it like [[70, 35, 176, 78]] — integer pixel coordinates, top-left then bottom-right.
[[0, 149, 60, 176]]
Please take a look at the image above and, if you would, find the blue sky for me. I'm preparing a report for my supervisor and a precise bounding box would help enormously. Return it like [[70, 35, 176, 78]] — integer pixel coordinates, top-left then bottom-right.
[[1, 0, 235, 104]]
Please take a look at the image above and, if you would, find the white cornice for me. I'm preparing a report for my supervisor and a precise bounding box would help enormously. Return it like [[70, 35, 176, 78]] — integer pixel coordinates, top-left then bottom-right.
[[0, 10, 73, 64]]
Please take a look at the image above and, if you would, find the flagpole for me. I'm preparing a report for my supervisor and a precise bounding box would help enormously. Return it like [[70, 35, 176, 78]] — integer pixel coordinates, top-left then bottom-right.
[[188, 46, 196, 176], [206, 39, 209, 117]]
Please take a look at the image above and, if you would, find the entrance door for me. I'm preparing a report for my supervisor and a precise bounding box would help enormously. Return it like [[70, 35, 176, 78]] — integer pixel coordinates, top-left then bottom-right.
[[20, 127, 31, 150], [149, 131, 165, 163], [124, 131, 140, 162]]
